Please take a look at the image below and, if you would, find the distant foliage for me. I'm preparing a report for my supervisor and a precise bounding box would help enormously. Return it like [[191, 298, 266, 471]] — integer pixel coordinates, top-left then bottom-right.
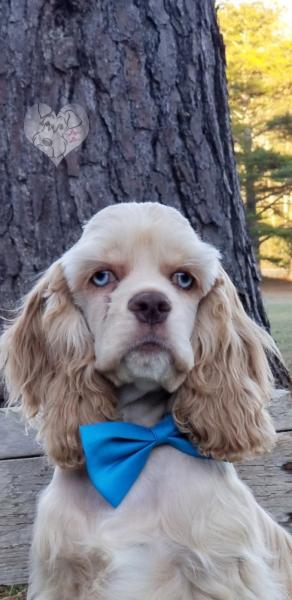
[[218, 1, 292, 276]]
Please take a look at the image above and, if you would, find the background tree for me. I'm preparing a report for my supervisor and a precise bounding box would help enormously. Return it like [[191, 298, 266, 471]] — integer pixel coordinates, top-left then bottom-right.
[[0, 0, 289, 385], [218, 0, 292, 270]]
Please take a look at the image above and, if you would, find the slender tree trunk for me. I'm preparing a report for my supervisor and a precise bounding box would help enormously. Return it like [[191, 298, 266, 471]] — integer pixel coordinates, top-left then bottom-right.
[[243, 128, 260, 261], [0, 0, 289, 386], [246, 178, 258, 256]]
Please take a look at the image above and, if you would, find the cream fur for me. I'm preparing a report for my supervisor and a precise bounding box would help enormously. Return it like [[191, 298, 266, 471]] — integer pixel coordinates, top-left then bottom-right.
[[1, 202, 291, 599]]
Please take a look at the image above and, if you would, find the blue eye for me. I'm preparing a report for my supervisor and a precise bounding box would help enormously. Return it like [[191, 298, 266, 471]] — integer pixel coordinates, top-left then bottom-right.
[[90, 270, 116, 287], [172, 271, 194, 290]]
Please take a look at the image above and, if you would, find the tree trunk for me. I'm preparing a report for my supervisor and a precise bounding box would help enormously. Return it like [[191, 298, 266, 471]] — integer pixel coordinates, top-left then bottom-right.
[[0, 0, 289, 386], [243, 128, 260, 261]]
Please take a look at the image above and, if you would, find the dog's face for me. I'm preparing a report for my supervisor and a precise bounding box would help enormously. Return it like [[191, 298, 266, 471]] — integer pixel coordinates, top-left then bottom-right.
[[62, 203, 220, 392]]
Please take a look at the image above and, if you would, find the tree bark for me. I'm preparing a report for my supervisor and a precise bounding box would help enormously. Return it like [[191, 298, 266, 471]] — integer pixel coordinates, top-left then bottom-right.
[[0, 0, 289, 386]]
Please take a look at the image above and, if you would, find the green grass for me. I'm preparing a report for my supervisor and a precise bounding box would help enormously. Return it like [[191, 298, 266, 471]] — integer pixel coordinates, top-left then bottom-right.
[[264, 300, 292, 373], [0, 586, 26, 599]]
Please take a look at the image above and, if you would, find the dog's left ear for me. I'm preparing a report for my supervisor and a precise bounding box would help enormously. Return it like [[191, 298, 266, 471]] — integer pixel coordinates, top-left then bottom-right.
[[65, 109, 82, 129], [173, 269, 278, 461]]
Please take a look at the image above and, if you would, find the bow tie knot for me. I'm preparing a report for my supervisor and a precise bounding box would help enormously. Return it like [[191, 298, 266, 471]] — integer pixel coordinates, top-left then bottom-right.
[[151, 420, 169, 445], [79, 414, 210, 507]]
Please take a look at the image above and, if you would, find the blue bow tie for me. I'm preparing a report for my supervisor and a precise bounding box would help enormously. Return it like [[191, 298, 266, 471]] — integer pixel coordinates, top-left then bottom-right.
[[79, 414, 210, 507]]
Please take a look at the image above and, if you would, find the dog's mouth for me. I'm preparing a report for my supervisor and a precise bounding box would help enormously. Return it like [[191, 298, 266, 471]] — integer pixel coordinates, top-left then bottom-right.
[[128, 335, 171, 355], [103, 334, 189, 393]]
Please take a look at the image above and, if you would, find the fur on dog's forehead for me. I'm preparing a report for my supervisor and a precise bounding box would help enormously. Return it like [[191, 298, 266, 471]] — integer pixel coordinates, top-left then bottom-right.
[[82, 202, 195, 257], [62, 202, 220, 293]]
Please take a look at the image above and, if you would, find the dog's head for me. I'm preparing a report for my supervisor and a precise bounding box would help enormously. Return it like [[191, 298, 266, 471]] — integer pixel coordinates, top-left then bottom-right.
[[1, 203, 277, 467], [62, 203, 220, 392]]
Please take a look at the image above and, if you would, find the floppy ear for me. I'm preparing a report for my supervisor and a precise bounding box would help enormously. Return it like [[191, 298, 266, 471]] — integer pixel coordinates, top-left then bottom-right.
[[65, 109, 82, 129], [37, 103, 52, 119], [173, 269, 277, 461], [0, 264, 116, 469]]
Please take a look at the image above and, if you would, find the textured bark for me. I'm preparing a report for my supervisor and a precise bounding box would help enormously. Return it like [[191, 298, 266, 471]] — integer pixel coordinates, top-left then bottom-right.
[[0, 0, 289, 385]]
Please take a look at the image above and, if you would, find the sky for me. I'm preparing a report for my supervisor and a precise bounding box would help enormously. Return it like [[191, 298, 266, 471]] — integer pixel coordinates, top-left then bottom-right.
[[220, 0, 292, 32], [265, 0, 292, 30]]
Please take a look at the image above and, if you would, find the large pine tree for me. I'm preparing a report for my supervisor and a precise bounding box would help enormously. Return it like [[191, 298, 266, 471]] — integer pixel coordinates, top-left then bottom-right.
[[0, 0, 289, 385]]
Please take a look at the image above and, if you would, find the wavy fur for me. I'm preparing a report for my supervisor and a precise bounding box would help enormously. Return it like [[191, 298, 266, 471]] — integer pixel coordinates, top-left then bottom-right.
[[173, 269, 278, 461], [1, 202, 291, 599], [0, 263, 116, 468]]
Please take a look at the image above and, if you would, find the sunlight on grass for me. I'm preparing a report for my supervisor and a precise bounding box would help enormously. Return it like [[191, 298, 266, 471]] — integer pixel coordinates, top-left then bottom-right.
[[0, 586, 27, 599], [265, 301, 292, 372], [261, 278, 292, 374]]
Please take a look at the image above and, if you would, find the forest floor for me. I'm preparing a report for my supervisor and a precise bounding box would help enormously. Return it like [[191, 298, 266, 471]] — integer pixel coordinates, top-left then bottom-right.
[[0, 280, 291, 599]]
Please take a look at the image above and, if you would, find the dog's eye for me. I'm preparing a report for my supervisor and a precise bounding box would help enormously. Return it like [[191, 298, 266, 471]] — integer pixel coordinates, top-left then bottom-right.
[[90, 270, 117, 287], [172, 271, 194, 290]]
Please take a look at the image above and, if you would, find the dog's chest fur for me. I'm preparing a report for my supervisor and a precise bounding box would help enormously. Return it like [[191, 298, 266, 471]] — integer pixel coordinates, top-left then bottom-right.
[[40, 387, 261, 599], [51, 445, 230, 598]]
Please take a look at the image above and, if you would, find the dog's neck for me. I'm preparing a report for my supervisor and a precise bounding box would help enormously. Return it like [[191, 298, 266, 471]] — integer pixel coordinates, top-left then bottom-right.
[[117, 383, 172, 427]]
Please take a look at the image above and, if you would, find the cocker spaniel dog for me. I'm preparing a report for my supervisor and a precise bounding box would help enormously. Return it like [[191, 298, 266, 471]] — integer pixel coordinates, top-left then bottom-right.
[[1, 202, 292, 599]]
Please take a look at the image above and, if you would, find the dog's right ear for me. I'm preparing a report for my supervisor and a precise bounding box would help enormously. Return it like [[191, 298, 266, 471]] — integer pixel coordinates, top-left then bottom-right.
[[0, 263, 116, 468]]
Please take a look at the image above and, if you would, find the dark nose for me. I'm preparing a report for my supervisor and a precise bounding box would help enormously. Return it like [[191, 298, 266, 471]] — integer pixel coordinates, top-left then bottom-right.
[[41, 138, 52, 146], [128, 291, 171, 325]]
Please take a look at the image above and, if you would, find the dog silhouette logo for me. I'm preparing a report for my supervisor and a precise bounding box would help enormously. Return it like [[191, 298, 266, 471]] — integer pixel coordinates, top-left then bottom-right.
[[24, 103, 89, 166]]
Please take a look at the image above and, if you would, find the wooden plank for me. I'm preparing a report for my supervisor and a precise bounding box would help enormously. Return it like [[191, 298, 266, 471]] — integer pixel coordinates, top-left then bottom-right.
[[0, 456, 52, 584], [0, 409, 41, 460], [268, 392, 292, 432], [0, 433, 291, 584], [1, 395, 291, 462], [237, 432, 292, 535]]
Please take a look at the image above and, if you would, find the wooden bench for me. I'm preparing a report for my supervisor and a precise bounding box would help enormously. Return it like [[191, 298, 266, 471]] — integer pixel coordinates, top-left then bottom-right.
[[1, 397, 292, 584]]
